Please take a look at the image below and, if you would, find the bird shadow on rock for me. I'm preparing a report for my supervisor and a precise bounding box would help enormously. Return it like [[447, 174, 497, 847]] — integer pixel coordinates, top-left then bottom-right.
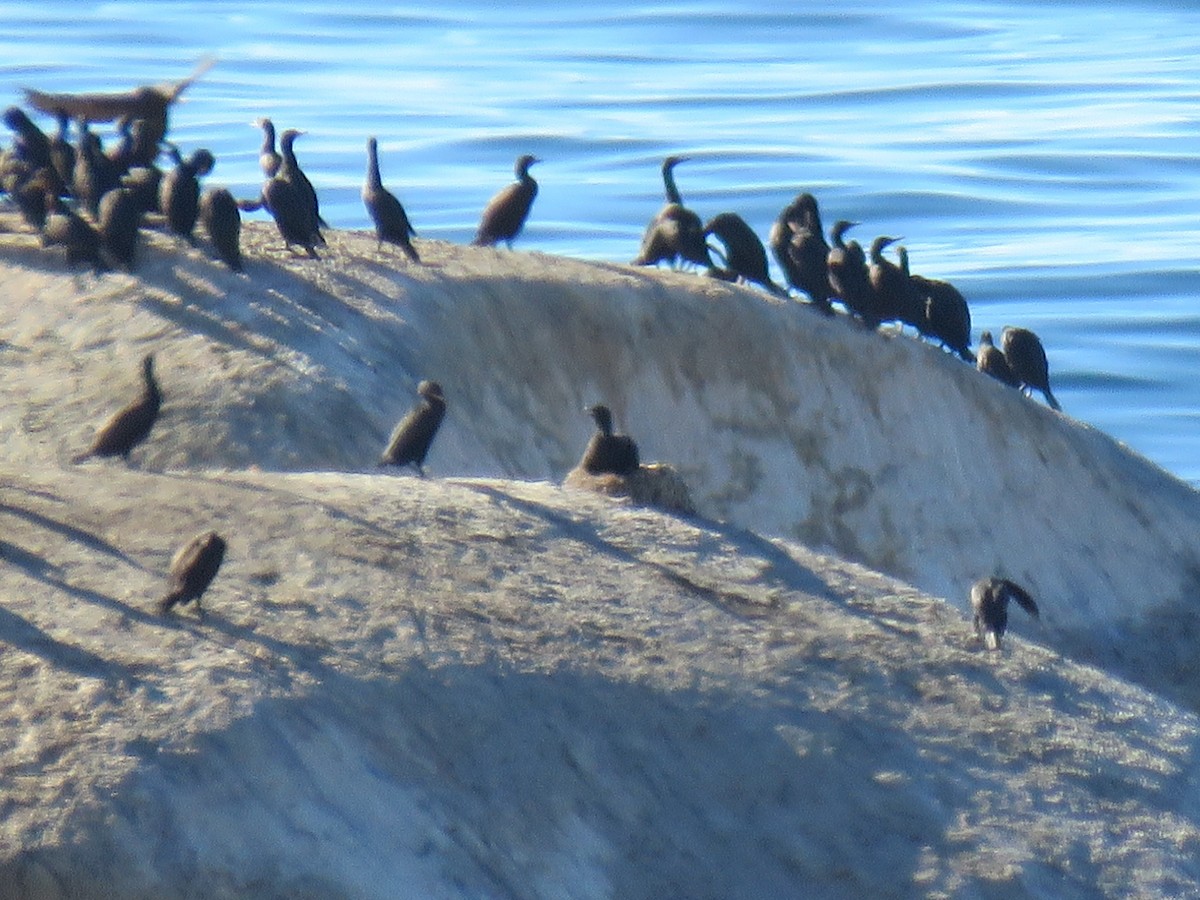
[[0, 605, 144, 686], [0, 500, 143, 570]]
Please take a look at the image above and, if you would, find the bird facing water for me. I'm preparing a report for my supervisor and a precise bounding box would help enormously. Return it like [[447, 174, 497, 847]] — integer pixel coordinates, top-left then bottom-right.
[[1001, 326, 1062, 411], [472, 154, 539, 248], [263, 128, 324, 257], [633, 155, 712, 270]]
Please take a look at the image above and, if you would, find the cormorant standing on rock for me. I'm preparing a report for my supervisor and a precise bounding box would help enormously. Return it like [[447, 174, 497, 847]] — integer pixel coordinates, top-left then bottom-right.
[[263, 129, 324, 258], [703, 212, 786, 296], [73, 120, 120, 218], [200, 186, 243, 272], [970, 577, 1039, 650], [2, 106, 54, 171], [160, 531, 226, 618], [41, 192, 108, 274], [255, 117, 281, 179], [901, 247, 973, 362], [97, 186, 142, 271], [581, 404, 640, 476], [868, 235, 921, 329], [159, 145, 215, 241], [380, 380, 446, 476], [48, 109, 75, 196], [473, 154, 539, 248], [976, 331, 1020, 388], [121, 165, 162, 215], [363, 136, 419, 263], [633, 155, 712, 270], [769, 193, 833, 313], [1001, 326, 1061, 411], [827, 220, 875, 326], [72, 354, 161, 464]]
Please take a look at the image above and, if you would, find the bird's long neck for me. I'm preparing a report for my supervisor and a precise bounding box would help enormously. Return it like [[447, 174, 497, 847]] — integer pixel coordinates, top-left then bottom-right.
[[261, 121, 276, 156], [366, 141, 382, 190], [279, 137, 298, 175], [143, 363, 161, 407], [662, 163, 683, 205]]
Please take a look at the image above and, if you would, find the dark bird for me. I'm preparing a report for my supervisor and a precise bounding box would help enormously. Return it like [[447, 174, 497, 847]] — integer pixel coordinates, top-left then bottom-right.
[[72, 119, 120, 218], [580, 404, 640, 476], [25, 57, 215, 169], [970, 577, 1039, 650], [976, 331, 1021, 388], [363, 136, 419, 263], [71, 354, 161, 464], [48, 109, 76, 195], [633, 155, 712, 269], [262, 128, 324, 257], [97, 186, 142, 271], [3, 106, 54, 171], [159, 145, 215, 240], [10, 167, 55, 231], [769, 193, 833, 313], [200, 186, 243, 272], [254, 117, 281, 179], [472, 153, 539, 248], [868, 235, 922, 329], [826, 220, 875, 326], [901, 247, 973, 362], [703, 212, 786, 296], [41, 193, 108, 274], [1001, 326, 1062, 411], [160, 531, 226, 618], [120, 165, 163, 214], [380, 380, 447, 476]]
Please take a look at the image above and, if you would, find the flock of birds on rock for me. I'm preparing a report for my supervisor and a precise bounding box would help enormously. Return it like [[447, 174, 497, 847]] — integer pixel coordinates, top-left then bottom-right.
[[1, 67, 1048, 645]]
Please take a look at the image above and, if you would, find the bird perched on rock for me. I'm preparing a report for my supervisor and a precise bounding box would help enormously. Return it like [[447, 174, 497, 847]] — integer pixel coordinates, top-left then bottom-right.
[[160, 530, 226, 618], [633, 155, 711, 270], [200, 186, 243, 272], [976, 331, 1020, 388], [71, 354, 161, 464], [41, 193, 108, 274], [159, 145, 216, 241], [703, 211, 786, 296], [363, 136, 419, 263], [769, 193, 833, 313], [97, 185, 142, 271], [473, 154, 539, 248], [1001, 326, 1062, 411], [827, 220, 875, 326], [580, 404, 640, 476], [380, 380, 447, 476], [263, 128, 325, 257], [970, 577, 1039, 650]]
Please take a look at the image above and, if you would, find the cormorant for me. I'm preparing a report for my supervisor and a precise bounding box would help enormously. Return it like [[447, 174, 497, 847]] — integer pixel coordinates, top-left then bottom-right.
[[200, 186, 243, 272], [769, 193, 833, 313], [632, 155, 712, 269], [703, 211, 786, 296], [970, 577, 1039, 650], [868, 235, 921, 329], [472, 153, 539, 248], [580, 404, 640, 476], [72, 354, 161, 464], [120, 165, 163, 214], [976, 331, 1021, 388], [72, 119, 120, 218], [48, 109, 75, 195], [160, 530, 226, 618], [159, 145, 215, 240], [254, 117, 281, 179], [10, 167, 55, 231], [363, 136, 419, 263], [380, 380, 446, 476], [901, 247, 973, 362], [41, 193, 108, 274], [826, 220, 875, 326], [97, 186, 142, 271], [2, 106, 54, 171], [262, 128, 324, 257], [1001, 326, 1062, 411]]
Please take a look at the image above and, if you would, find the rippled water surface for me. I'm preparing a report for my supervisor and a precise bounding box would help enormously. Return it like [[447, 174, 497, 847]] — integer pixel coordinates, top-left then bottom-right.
[[4, 2, 1200, 483]]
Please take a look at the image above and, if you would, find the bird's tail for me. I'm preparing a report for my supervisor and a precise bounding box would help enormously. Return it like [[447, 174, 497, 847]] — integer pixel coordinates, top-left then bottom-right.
[[983, 630, 1001, 651], [1045, 389, 1062, 412], [70, 449, 92, 465], [159, 590, 183, 614]]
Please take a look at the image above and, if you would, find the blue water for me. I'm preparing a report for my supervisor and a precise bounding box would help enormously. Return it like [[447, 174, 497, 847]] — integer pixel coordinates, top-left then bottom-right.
[[4, 2, 1200, 484]]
